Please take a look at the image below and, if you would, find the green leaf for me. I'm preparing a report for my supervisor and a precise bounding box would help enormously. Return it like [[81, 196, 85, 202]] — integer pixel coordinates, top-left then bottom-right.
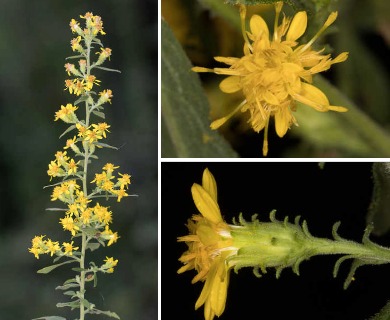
[[92, 110, 105, 119], [94, 66, 121, 73], [367, 163, 390, 236], [56, 301, 80, 309], [74, 95, 89, 105], [45, 208, 67, 212], [92, 38, 103, 47], [59, 124, 76, 139], [86, 242, 100, 252], [95, 142, 118, 150], [198, 0, 240, 30], [90, 309, 120, 319], [56, 283, 79, 290], [32, 317, 67, 320], [37, 260, 77, 274], [161, 19, 238, 158], [65, 54, 84, 60], [292, 76, 390, 157], [370, 300, 390, 320]]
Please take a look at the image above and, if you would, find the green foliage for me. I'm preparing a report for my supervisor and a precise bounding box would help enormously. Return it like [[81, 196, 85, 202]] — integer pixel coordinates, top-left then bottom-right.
[[161, 19, 238, 157], [367, 163, 390, 236], [37, 260, 77, 274], [32, 317, 67, 320]]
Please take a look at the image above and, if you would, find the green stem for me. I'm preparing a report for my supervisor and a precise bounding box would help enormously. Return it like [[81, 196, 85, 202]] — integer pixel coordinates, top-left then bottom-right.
[[79, 36, 93, 320], [309, 237, 390, 263]]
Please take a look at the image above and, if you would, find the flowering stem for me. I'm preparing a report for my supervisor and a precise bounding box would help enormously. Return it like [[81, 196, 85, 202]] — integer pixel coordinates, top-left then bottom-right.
[[79, 35, 93, 320]]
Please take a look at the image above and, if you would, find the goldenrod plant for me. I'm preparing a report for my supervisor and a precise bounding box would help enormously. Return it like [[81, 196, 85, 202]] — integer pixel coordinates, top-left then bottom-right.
[[176, 166, 390, 320], [28, 12, 134, 320], [162, 0, 390, 157]]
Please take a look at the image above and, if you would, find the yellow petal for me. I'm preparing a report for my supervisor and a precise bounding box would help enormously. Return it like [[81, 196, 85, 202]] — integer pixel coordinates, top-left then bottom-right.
[[274, 106, 294, 137], [209, 263, 229, 316], [293, 83, 329, 112], [324, 11, 338, 28], [214, 56, 239, 65], [202, 168, 218, 202], [332, 52, 349, 64], [286, 11, 307, 41], [250, 15, 269, 38], [191, 184, 222, 224], [195, 266, 215, 310], [250, 14, 269, 46], [329, 105, 348, 112], [263, 91, 280, 106], [219, 76, 241, 93]]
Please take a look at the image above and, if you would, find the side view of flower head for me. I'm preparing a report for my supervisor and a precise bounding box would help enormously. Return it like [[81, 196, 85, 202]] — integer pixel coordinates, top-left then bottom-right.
[[178, 168, 390, 320], [28, 12, 135, 320], [192, 2, 349, 156], [177, 168, 235, 320]]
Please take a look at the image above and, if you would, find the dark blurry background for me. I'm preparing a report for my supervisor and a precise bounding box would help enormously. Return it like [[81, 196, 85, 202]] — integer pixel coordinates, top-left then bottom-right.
[[162, 162, 390, 320], [0, 0, 157, 319]]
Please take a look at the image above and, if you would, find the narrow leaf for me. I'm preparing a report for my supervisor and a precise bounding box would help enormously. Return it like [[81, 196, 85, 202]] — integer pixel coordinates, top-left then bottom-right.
[[45, 208, 67, 212], [92, 110, 105, 119], [367, 163, 390, 236], [74, 95, 89, 105], [59, 124, 76, 139], [90, 309, 120, 319], [56, 283, 79, 290], [95, 142, 118, 150], [37, 260, 77, 274], [65, 55, 84, 60], [32, 317, 67, 320], [94, 66, 121, 73], [161, 19, 238, 157]]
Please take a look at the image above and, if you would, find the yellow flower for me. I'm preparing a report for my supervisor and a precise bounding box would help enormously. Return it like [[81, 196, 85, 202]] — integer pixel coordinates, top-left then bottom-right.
[[47, 160, 65, 180], [54, 104, 79, 123], [103, 256, 118, 273], [192, 3, 348, 156], [45, 239, 61, 257], [98, 89, 113, 104], [62, 241, 79, 256], [113, 188, 128, 202], [60, 215, 80, 236], [29, 235, 46, 259], [177, 168, 236, 320]]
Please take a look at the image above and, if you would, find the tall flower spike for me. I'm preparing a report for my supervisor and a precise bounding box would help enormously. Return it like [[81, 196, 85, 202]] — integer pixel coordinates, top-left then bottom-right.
[[192, 3, 349, 156]]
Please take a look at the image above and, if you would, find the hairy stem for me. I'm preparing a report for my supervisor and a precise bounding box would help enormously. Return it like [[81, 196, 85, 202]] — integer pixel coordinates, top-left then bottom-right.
[[79, 36, 92, 320]]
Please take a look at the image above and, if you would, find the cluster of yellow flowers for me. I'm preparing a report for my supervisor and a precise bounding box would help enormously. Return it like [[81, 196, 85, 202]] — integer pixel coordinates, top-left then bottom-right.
[[29, 12, 130, 275], [29, 235, 79, 259], [193, 2, 349, 156]]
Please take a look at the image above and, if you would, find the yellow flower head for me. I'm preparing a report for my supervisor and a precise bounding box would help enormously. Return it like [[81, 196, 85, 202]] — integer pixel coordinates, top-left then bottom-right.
[[192, 3, 348, 156], [178, 168, 237, 320]]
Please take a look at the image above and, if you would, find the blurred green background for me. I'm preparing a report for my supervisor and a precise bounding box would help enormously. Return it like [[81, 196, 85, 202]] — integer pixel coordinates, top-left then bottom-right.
[[0, 0, 157, 319]]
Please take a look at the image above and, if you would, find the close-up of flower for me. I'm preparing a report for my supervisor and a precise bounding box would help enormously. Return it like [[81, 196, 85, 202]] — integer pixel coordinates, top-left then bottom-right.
[[162, 0, 390, 157], [178, 168, 235, 320], [192, 2, 348, 156], [166, 163, 390, 320]]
